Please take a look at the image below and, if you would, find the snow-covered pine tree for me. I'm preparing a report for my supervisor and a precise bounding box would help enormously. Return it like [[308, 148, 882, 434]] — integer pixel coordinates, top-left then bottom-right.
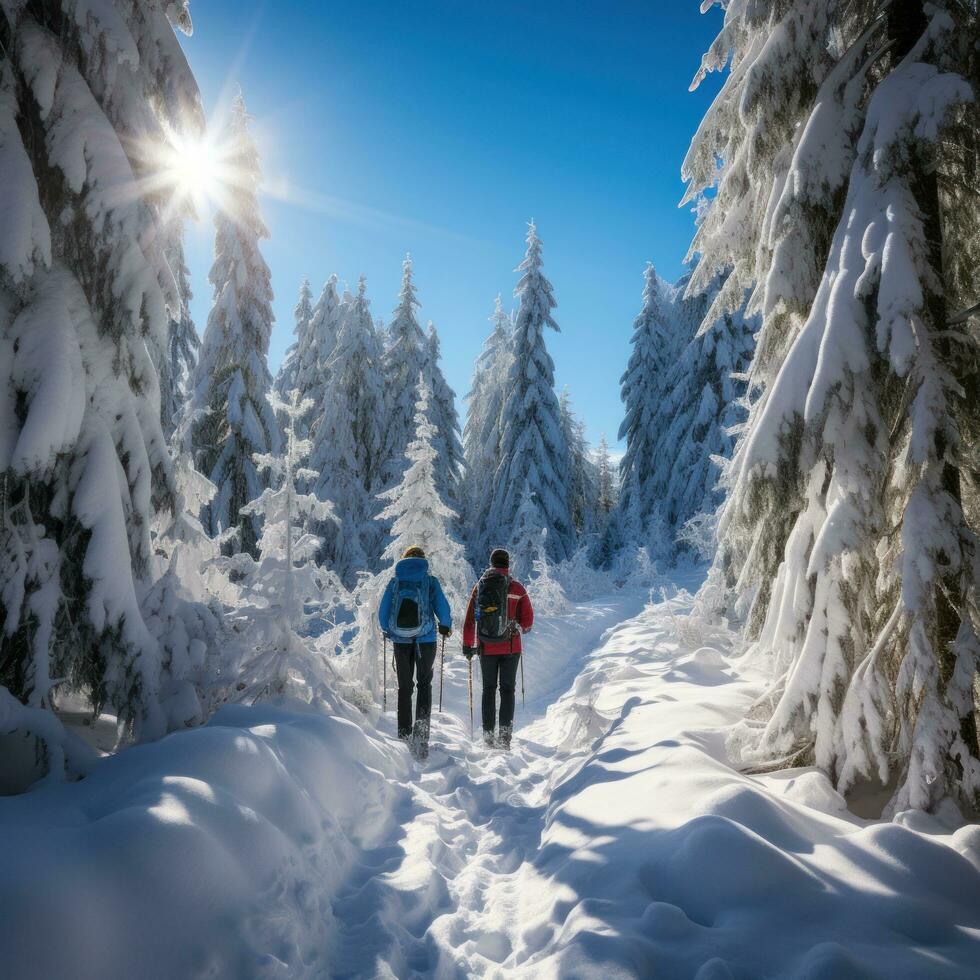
[[615, 262, 674, 545], [310, 276, 386, 582], [275, 275, 342, 439], [691, 0, 980, 810], [0, 0, 205, 748], [231, 390, 343, 702], [595, 434, 616, 517], [377, 379, 473, 602], [274, 277, 313, 402], [645, 277, 755, 550], [381, 254, 430, 488], [424, 322, 465, 504], [463, 295, 513, 560], [490, 223, 575, 566], [559, 389, 598, 540], [190, 94, 280, 560], [160, 226, 200, 442]]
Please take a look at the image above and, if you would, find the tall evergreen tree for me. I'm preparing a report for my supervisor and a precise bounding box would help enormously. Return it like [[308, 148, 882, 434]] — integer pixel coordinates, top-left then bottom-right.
[[377, 380, 472, 602], [691, 0, 980, 810], [310, 276, 386, 582], [275, 275, 342, 439], [559, 389, 598, 540], [616, 262, 673, 540], [381, 254, 429, 487], [595, 435, 616, 517], [274, 278, 313, 401], [0, 0, 204, 747], [463, 295, 513, 557], [190, 94, 280, 560], [490, 223, 575, 566], [424, 321, 465, 504], [160, 227, 200, 442]]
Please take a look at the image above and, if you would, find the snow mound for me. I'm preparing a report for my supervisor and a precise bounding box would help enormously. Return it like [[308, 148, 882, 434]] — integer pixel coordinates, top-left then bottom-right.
[[503, 595, 980, 978], [0, 701, 408, 979]]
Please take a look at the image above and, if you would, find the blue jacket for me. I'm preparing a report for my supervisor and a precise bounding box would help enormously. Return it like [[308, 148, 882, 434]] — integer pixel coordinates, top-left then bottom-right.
[[378, 557, 452, 644]]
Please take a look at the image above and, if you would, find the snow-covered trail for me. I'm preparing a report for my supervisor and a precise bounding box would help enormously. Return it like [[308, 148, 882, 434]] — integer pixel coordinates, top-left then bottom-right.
[[3, 579, 979, 979], [329, 582, 980, 979], [327, 590, 649, 978]]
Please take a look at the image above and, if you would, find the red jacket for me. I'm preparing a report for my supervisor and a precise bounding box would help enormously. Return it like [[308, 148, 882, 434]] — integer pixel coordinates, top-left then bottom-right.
[[463, 569, 533, 655]]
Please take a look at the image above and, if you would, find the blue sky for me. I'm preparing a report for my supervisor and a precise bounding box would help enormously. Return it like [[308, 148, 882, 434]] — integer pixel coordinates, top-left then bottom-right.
[[178, 1, 723, 449]]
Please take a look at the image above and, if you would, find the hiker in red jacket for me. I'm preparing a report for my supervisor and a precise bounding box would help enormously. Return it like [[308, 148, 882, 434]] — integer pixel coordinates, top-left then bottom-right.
[[462, 548, 533, 750]]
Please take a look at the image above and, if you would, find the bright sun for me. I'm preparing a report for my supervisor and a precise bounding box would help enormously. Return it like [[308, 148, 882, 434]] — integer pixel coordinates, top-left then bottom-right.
[[157, 129, 229, 212]]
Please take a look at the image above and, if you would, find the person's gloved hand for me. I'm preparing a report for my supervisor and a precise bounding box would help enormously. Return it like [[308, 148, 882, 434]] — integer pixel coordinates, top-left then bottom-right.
[[438, 624, 452, 638], [463, 646, 475, 660]]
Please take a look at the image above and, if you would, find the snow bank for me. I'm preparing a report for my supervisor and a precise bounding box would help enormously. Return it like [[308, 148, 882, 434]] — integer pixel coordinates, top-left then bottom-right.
[[0, 699, 408, 979], [499, 593, 980, 978]]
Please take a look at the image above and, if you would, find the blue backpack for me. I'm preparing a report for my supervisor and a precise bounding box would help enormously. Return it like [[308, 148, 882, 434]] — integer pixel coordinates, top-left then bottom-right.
[[387, 576, 432, 641]]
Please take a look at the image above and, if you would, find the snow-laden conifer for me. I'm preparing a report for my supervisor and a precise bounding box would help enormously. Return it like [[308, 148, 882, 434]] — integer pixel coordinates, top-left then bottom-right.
[[226, 391, 344, 702], [190, 94, 280, 560], [644, 279, 755, 554], [160, 228, 200, 442], [381, 255, 429, 488], [276, 275, 342, 439], [463, 295, 513, 559], [310, 277, 386, 582], [615, 263, 674, 545], [595, 435, 616, 519], [274, 278, 313, 402], [691, 0, 980, 810], [490, 223, 574, 565], [377, 380, 473, 602], [559, 389, 598, 540], [0, 0, 205, 750], [424, 322, 465, 505]]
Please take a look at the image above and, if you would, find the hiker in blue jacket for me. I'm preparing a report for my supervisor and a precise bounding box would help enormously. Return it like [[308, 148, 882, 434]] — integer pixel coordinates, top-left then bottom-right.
[[378, 545, 452, 759]]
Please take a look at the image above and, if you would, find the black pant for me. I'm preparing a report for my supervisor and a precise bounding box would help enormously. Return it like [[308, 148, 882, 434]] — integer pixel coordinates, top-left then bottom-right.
[[394, 642, 436, 739], [480, 653, 520, 733]]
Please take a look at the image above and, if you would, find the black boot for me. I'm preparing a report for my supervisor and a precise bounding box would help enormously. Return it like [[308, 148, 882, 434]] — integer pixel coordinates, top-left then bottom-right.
[[483, 729, 495, 748], [497, 725, 512, 752], [412, 720, 430, 761]]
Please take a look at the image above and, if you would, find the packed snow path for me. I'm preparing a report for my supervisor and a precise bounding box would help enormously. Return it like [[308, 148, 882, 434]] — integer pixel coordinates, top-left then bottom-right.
[[2, 583, 979, 979], [329, 591, 649, 978], [330, 584, 980, 979]]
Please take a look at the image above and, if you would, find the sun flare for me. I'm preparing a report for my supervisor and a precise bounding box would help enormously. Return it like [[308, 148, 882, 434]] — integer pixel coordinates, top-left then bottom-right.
[[157, 128, 232, 212]]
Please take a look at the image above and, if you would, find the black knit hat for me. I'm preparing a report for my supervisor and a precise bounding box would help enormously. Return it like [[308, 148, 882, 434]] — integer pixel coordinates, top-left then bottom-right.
[[490, 548, 510, 569]]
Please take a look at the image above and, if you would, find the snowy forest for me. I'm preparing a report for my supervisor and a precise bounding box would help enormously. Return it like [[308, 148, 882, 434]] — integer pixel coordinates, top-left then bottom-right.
[[1, 1, 979, 978]]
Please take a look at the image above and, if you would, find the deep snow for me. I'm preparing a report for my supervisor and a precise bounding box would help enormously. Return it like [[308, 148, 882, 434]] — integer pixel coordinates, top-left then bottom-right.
[[2, 582, 979, 979]]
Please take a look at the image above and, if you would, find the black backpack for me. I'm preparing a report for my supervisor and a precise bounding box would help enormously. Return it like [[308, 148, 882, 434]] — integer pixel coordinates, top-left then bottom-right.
[[476, 571, 511, 642]]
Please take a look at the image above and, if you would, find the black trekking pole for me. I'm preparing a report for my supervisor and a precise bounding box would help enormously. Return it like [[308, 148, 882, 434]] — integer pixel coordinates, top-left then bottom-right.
[[438, 633, 445, 712], [467, 656, 474, 739], [382, 634, 387, 712], [520, 652, 525, 708]]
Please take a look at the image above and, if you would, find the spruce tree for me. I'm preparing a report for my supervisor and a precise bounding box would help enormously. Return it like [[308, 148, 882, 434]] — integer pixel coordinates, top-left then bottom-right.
[[276, 275, 342, 439], [595, 435, 616, 517], [691, 0, 980, 810], [0, 0, 203, 747], [377, 380, 473, 602], [559, 389, 598, 540], [310, 276, 386, 582], [381, 254, 429, 488], [233, 390, 341, 703], [424, 321, 465, 504], [190, 94, 280, 560], [616, 262, 674, 542], [274, 278, 313, 404], [160, 228, 200, 442], [490, 223, 575, 565], [463, 295, 513, 558]]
